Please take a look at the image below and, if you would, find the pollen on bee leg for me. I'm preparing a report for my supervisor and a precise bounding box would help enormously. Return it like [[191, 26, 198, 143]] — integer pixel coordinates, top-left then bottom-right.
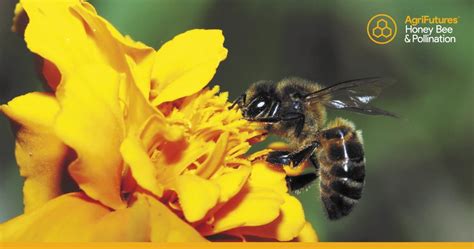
[[283, 161, 310, 176]]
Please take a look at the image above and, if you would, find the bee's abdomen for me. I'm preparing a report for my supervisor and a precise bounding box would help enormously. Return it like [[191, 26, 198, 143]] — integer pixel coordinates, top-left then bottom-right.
[[318, 125, 365, 220]]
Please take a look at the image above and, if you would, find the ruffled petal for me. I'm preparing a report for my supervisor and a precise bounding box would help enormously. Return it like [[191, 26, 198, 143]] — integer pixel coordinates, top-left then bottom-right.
[[199, 186, 283, 235], [212, 166, 251, 202], [21, 0, 155, 97], [271, 195, 306, 241], [71, 3, 155, 97], [41, 59, 61, 90], [196, 132, 229, 178], [54, 65, 126, 209], [150, 29, 228, 105], [248, 161, 288, 194], [198, 162, 287, 235], [90, 195, 151, 242], [145, 195, 207, 242], [1, 92, 69, 213], [227, 194, 306, 241], [120, 136, 164, 197], [21, 0, 110, 77], [296, 222, 318, 242], [175, 174, 220, 222], [0, 193, 110, 242]]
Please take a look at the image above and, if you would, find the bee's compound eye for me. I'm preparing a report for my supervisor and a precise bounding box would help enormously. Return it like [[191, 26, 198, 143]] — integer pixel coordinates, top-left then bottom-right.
[[247, 96, 270, 117]]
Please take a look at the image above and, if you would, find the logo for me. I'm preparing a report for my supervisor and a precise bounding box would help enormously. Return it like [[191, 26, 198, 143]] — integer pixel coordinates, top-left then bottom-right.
[[367, 14, 397, 44]]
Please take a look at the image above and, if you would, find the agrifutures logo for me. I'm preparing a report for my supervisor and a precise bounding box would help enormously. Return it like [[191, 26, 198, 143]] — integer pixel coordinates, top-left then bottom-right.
[[367, 14, 397, 44], [367, 14, 459, 45]]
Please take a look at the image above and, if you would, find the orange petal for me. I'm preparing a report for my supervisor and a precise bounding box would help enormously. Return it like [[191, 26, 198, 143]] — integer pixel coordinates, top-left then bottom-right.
[[0, 193, 110, 242], [71, 3, 155, 98], [296, 222, 318, 242], [21, 0, 111, 76], [248, 161, 288, 194], [198, 161, 288, 235], [120, 136, 164, 197], [228, 194, 306, 241], [54, 65, 126, 209], [175, 174, 220, 222], [151, 29, 228, 105], [199, 185, 283, 235], [145, 195, 207, 242], [154, 139, 212, 188], [90, 195, 151, 242], [212, 166, 251, 202], [21, 0, 154, 89], [139, 114, 184, 148], [1, 92, 69, 213], [196, 132, 229, 178], [41, 58, 61, 90]]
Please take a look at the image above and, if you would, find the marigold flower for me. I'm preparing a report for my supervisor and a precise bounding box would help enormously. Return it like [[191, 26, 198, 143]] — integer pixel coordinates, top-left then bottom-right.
[[0, 0, 318, 242]]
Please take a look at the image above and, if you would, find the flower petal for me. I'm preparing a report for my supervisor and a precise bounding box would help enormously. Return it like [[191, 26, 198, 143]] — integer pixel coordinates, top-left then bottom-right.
[[41, 59, 61, 90], [145, 195, 207, 242], [196, 132, 229, 178], [90, 195, 151, 242], [120, 136, 164, 197], [227, 194, 306, 241], [21, 0, 155, 97], [212, 166, 251, 202], [199, 186, 283, 235], [150, 29, 228, 105], [54, 65, 126, 209], [0, 193, 110, 242], [1, 92, 69, 213], [296, 222, 318, 242], [22, 0, 110, 76], [71, 3, 155, 97], [175, 174, 220, 222], [248, 161, 288, 194], [198, 162, 288, 235], [272, 195, 307, 241]]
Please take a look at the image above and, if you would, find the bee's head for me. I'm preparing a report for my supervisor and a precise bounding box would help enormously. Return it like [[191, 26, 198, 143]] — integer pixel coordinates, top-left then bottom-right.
[[230, 81, 279, 120]]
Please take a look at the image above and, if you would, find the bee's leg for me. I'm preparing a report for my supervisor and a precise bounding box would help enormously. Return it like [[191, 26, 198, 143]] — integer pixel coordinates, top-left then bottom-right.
[[283, 151, 321, 192], [309, 153, 320, 173], [285, 173, 318, 192], [267, 142, 319, 167], [280, 112, 305, 137], [228, 94, 246, 110], [248, 112, 305, 137]]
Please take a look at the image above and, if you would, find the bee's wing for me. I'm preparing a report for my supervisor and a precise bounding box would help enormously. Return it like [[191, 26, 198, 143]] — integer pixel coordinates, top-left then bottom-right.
[[304, 77, 398, 117]]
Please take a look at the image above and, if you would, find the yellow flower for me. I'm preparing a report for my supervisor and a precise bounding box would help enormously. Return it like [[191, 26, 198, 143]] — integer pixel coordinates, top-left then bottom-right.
[[0, 0, 318, 242]]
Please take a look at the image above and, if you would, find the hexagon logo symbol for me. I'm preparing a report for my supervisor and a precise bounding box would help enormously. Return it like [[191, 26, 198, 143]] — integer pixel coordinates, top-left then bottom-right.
[[367, 14, 397, 44]]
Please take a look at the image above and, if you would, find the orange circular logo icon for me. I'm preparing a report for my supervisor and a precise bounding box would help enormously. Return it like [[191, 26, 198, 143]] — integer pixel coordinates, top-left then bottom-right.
[[367, 14, 397, 45]]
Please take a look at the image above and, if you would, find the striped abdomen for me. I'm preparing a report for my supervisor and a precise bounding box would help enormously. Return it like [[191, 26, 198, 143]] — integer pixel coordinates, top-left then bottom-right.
[[317, 126, 365, 220]]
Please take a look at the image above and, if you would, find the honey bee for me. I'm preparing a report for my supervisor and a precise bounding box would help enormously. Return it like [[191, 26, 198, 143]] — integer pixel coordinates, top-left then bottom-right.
[[230, 77, 396, 220]]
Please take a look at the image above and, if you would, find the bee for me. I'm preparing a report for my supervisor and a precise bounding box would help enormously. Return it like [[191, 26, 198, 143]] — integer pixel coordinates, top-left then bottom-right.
[[230, 77, 396, 220]]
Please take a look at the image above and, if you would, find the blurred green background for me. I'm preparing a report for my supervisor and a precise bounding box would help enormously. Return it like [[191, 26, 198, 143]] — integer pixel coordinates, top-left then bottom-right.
[[1, 0, 473, 242]]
